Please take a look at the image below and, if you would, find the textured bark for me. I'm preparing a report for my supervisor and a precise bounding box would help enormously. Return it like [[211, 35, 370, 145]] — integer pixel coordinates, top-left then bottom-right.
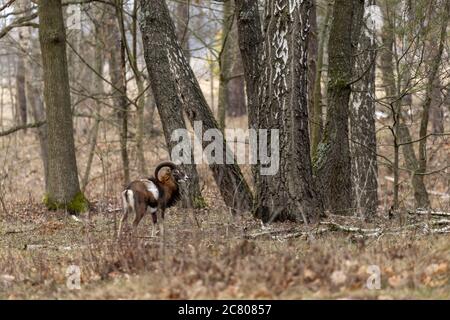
[[307, 1, 318, 141], [139, 0, 205, 209], [314, 0, 365, 214], [140, 0, 253, 212], [350, 0, 378, 218], [38, 0, 86, 211], [253, 0, 322, 223]]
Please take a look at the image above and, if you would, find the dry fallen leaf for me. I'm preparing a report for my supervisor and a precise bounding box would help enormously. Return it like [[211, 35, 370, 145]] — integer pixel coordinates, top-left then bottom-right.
[[388, 271, 409, 288], [331, 270, 347, 286], [303, 268, 316, 281]]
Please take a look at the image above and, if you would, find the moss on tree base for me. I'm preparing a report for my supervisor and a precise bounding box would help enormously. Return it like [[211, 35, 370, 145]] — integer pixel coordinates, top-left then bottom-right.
[[43, 192, 89, 214], [193, 196, 207, 209]]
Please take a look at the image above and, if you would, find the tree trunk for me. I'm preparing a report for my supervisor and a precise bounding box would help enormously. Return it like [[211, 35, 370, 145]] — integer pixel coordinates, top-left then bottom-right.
[[225, 1, 247, 119], [140, 0, 253, 212], [106, 8, 129, 185], [234, 0, 262, 132], [218, 0, 233, 129], [314, 0, 365, 214], [234, 0, 263, 185], [307, 0, 318, 141], [15, 52, 27, 127], [176, 0, 190, 61], [379, 2, 430, 209], [417, 0, 450, 192], [261, 0, 321, 222], [38, 0, 87, 212], [237, 0, 322, 222], [350, 0, 378, 218], [311, 0, 332, 157]]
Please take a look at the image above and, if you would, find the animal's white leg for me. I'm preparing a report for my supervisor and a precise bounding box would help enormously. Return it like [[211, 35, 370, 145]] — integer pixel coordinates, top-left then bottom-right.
[[151, 223, 157, 237], [118, 190, 132, 238]]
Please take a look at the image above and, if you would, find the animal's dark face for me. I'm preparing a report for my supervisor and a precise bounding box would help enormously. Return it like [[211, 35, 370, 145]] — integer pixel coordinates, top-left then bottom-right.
[[171, 168, 189, 183]]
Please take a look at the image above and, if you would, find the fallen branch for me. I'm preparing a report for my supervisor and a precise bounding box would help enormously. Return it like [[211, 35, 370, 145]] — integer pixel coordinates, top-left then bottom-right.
[[408, 209, 450, 217], [320, 221, 382, 234]]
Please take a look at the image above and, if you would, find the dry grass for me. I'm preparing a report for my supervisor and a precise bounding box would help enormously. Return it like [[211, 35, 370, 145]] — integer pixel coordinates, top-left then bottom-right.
[[0, 98, 449, 299], [1, 198, 449, 299]]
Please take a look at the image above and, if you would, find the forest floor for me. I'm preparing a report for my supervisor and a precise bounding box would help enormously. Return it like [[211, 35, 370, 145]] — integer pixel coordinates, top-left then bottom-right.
[[1, 198, 449, 299], [1, 104, 449, 299]]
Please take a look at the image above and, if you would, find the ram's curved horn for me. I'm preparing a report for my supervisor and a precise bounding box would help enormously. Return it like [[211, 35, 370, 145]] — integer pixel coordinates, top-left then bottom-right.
[[154, 161, 177, 182]]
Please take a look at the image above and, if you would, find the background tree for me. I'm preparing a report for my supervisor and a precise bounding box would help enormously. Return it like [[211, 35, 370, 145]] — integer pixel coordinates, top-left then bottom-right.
[[350, 0, 379, 218], [38, 0, 87, 212], [314, 0, 365, 214]]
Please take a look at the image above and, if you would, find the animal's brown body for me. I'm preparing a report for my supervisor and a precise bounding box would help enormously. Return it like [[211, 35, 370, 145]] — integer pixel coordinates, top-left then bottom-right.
[[118, 161, 187, 237]]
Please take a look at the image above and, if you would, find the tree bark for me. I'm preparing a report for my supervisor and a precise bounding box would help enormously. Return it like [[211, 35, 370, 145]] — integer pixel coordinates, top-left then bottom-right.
[[314, 0, 365, 214], [38, 0, 87, 212], [307, 0, 318, 142], [140, 0, 253, 212], [237, 0, 322, 222], [350, 0, 379, 218]]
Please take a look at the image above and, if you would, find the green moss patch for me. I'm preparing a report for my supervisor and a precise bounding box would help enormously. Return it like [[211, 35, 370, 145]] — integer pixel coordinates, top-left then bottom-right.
[[43, 191, 89, 214]]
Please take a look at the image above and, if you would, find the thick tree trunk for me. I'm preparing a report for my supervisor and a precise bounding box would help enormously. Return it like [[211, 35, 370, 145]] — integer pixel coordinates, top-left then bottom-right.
[[314, 0, 365, 214], [350, 0, 378, 218], [38, 0, 87, 212], [260, 0, 321, 223], [140, 0, 253, 212], [240, 0, 322, 222]]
